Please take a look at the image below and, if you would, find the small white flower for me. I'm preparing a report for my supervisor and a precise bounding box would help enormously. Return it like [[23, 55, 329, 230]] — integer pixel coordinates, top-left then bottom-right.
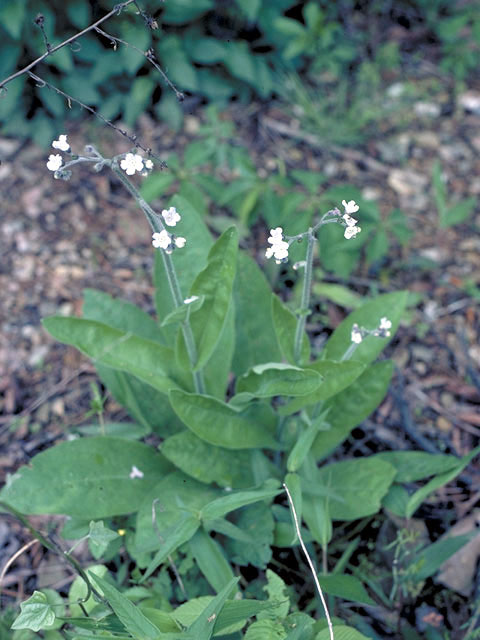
[[144, 159, 154, 170], [120, 152, 144, 176], [47, 154, 63, 172], [174, 236, 186, 248], [162, 206, 181, 227], [184, 296, 199, 304], [129, 465, 144, 479], [268, 227, 284, 244], [344, 225, 361, 239], [351, 324, 363, 344], [342, 199, 359, 215], [379, 317, 392, 331], [152, 230, 171, 250], [52, 134, 70, 152], [342, 213, 358, 227]]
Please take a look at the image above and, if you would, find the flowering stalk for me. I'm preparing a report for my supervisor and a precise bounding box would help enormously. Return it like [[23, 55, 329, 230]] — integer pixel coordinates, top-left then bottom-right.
[[293, 230, 315, 365], [111, 166, 206, 394]]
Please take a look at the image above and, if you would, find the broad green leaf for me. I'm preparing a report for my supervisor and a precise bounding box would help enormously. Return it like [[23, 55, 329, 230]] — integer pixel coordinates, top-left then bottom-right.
[[313, 283, 363, 309], [76, 421, 149, 440], [161, 431, 255, 488], [140, 171, 176, 202], [316, 625, 372, 640], [322, 291, 408, 364], [279, 360, 366, 416], [382, 484, 410, 517], [201, 482, 280, 521], [154, 195, 212, 327], [0, 438, 171, 518], [188, 37, 228, 63], [187, 577, 239, 639], [42, 317, 179, 394], [317, 574, 375, 606], [89, 573, 161, 639], [311, 457, 397, 520], [258, 570, 290, 620], [272, 294, 310, 365], [313, 360, 394, 460], [405, 444, 480, 518], [134, 471, 218, 554], [141, 514, 200, 581], [232, 252, 282, 375], [244, 619, 286, 640], [206, 518, 256, 544], [236, 363, 322, 399], [11, 592, 55, 632], [169, 390, 278, 449], [186, 226, 238, 369], [284, 612, 315, 640], [414, 533, 477, 582], [189, 528, 236, 592], [227, 502, 274, 568], [374, 451, 460, 483], [203, 302, 236, 398]]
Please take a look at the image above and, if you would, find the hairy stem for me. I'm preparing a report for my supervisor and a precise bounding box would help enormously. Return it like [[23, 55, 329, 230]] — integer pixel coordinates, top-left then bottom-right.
[[294, 230, 315, 364], [111, 166, 206, 394]]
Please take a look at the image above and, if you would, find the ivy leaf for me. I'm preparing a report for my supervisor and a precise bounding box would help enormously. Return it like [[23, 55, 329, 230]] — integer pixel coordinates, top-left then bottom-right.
[[11, 591, 56, 632]]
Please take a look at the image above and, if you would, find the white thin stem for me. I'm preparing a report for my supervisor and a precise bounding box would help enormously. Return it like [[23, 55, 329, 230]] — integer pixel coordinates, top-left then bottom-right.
[[283, 483, 334, 640]]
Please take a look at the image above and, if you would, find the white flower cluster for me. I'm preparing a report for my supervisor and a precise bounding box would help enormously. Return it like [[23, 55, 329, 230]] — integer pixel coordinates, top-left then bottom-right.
[[265, 227, 289, 264], [120, 152, 154, 176], [47, 134, 71, 175], [162, 206, 181, 227], [350, 317, 392, 345], [341, 200, 361, 239], [152, 230, 186, 254]]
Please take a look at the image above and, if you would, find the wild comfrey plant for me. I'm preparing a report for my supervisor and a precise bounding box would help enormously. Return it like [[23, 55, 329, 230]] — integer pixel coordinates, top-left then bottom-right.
[[9, 133, 474, 640]]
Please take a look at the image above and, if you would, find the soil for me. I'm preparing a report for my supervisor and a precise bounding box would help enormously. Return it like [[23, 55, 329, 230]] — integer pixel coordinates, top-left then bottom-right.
[[1, 89, 480, 635]]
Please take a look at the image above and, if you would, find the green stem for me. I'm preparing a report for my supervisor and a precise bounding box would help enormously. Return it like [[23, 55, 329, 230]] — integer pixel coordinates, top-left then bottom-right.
[[111, 166, 205, 394], [294, 230, 315, 365]]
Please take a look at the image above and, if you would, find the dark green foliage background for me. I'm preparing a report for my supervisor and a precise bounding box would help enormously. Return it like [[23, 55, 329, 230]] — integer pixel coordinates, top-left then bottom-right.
[[1, 0, 479, 145]]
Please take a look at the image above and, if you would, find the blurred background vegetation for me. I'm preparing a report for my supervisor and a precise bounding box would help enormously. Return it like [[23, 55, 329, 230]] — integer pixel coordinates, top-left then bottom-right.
[[1, 0, 480, 147]]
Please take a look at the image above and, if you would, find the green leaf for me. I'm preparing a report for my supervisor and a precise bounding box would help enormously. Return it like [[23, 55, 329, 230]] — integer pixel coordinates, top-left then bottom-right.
[[76, 421, 149, 440], [318, 574, 376, 606], [382, 484, 410, 517], [69, 565, 108, 618], [272, 294, 310, 365], [405, 444, 480, 518], [374, 451, 460, 483], [284, 472, 302, 525], [313, 283, 363, 309], [202, 299, 236, 399], [201, 482, 280, 521], [134, 471, 218, 554], [311, 457, 397, 520], [227, 502, 274, 568], [287, 421, 324, 473], [189, 528, 236, 592], [244, 619, 286, 640], [279, 360, 366, 416], [141, 514, 200, 581], [233, 252, 282, 375], [11, 592, 55, 632], [414, 533, 477, 582], [189, 37, 228, 63], [140, 171, 176, 202], [258, 570, 290, 619], [316, 625, 372, 640], [187, 577, 239, 639], [42, 317, 178, 394], [303, 492, 332, 547], [0, 438, 171, 518], [442, 197, 476, 228], [169, 390, 278, 449], [161, 295, 205, 327], [87, 521, 119, 559], [322, 291, 408, 364], [162, 430, 255, 488], [82, 288, 164, 343], [313, 360, 394, 460], [186, 226, 238, 369], [235, 0, 262, 20], [89, 573, 161, 639], [236, 363, 322, 399]]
